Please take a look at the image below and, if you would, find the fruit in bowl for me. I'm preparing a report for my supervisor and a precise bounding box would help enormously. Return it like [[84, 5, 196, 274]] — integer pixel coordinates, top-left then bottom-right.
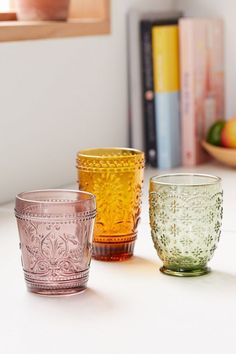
[[221, 118, 236, 148], [202, 118, 236, 168], [207, 120, 225, 146]]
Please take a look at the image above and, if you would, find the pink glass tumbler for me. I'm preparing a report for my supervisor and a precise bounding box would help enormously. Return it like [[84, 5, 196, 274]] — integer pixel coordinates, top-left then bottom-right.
[[15, 189, 96, 295]]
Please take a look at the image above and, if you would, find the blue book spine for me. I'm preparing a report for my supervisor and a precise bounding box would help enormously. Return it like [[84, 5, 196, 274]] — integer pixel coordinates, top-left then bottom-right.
[[155, 92, 181, 169]]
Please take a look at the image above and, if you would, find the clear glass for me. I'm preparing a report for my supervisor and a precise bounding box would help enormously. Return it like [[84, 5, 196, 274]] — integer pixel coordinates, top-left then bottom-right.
[[149, 173, 223, 276], [77, 148, 145, 261], [15, 189, 96, 295]]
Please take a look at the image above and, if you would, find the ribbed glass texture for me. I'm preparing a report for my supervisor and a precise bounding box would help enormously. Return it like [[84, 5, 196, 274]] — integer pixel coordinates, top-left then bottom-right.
[[15, 189, 96, 295], [77, 148, 145, 261], [149, 174, 223, 276]]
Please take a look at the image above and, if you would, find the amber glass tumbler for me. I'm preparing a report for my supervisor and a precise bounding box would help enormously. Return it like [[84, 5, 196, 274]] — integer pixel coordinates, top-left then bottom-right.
[[15, 189, 96, 295], [77, 148, 145, 261]]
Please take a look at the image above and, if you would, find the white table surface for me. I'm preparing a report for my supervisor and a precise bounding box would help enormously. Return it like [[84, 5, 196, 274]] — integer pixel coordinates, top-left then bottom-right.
[[1, 162, 236, 354]]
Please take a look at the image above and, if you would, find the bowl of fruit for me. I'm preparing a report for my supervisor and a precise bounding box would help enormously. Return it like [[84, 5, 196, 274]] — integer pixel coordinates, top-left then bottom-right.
[[202, 118, 236, 167]]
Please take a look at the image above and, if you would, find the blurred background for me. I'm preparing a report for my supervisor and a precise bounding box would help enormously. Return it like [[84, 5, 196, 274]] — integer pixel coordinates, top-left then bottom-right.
[[0, 0, 235, 203]]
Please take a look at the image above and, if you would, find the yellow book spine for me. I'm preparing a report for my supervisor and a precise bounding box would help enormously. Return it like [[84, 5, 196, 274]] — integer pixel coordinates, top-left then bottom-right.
[[152, 25, 180, 93]]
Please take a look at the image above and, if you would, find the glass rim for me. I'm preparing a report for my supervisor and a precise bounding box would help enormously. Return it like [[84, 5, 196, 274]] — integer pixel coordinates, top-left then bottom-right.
[[150, 173, 221, 186], [16, 189, 95, 204], [77, 147, 144, 159]]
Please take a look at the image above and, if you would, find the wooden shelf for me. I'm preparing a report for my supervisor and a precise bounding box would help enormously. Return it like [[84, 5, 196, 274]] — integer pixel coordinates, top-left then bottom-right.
[[0, 0, 110, 42], [0, 18, 110, 42]]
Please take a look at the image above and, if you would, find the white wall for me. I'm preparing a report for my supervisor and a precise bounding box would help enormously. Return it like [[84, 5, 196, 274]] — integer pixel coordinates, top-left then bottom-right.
[[175, 0, 236, 119], [0, 0, 174, 203]]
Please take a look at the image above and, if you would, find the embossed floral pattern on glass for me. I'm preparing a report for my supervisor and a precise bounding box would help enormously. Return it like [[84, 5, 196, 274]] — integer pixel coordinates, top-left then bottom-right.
[[15, 190, 96, 295], [77, 148, 144, 261], [149, 174, 223, 276]]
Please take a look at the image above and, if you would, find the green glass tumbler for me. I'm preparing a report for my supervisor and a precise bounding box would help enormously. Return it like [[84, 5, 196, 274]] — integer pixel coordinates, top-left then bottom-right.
[[149, 174, 223, 277]]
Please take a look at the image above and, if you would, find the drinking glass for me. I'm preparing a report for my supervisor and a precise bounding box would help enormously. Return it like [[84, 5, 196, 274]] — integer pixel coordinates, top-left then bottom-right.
[[15, 189, 96, 295], [77, 148, 145, 261], [149, 174, 223, 276]]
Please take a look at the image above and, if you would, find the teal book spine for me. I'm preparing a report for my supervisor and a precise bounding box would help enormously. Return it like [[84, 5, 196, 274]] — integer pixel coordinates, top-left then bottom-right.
[[155, 92, 181, 169]]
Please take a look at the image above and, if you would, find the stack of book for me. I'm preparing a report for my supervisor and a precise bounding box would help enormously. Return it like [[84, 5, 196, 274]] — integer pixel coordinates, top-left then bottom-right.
[[127, 10, 224, 168]]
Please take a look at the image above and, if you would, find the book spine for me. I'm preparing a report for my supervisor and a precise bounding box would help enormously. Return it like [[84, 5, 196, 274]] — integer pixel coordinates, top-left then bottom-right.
[[179, 19, 196, 166], [155, 92, 181, 169], [180, 19, 224, 166], [152, 25, 181, 169], [207, 19, 224, 122], [127, 10, 145, 153], [140, 21, 158, 167]]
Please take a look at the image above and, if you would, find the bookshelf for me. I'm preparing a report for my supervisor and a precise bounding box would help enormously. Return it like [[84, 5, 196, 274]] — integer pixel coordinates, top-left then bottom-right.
[[128, 7, 225, 170]]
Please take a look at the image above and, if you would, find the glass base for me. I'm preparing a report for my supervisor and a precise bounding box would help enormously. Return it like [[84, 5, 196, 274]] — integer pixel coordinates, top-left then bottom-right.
[[24, 268, 89, 295], [27, 285, 87, 296], [92, 241, 135, 262], [160, 266, 210, 277]]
